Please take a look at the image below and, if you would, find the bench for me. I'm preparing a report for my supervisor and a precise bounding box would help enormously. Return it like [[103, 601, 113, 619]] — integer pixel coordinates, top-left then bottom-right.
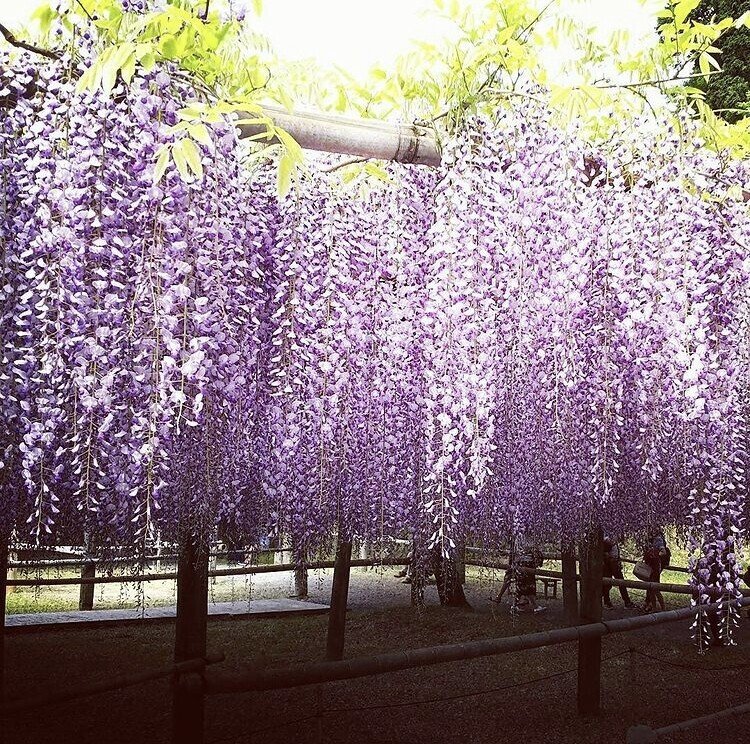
[[540, 577, 560, 599]]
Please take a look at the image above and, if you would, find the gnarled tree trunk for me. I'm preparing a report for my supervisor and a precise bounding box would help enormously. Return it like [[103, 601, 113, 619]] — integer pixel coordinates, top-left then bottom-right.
[[431, 548, 471, 609]]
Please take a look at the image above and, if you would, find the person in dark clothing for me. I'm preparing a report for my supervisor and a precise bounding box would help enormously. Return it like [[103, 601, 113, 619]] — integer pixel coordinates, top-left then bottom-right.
[[602, 535, 634, 609], [513, 549, 546, 613], [491, 567, 513, 604], [491, 547, 546, 613], [643, 533, 668, 612]]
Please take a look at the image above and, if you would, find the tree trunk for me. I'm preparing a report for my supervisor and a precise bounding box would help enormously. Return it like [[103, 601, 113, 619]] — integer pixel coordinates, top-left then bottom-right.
[[294, 563, 308, 598], [356, 537, 371, 562], [78, 560, 96, 611], [1, 533, 8, 744], [456, 539, 466, 585], [577, 527, 603, 716], [79, 531, 95, 611], [173, 531, 209, 744], [562, 540, 579, 626], [326, 539, 352, 661], [411, 551, 425, 607], [431, 549, 471, 609]]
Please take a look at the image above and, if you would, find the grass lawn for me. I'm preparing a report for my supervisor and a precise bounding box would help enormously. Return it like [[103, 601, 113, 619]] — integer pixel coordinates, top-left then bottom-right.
[[5, 568, 750, 744]]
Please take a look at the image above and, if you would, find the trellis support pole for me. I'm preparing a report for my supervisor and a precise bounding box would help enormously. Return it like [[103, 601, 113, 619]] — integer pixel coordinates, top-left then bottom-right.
[[326, 539, 353, 661], [237, 104, 441, 166], [0, 533, 8, 744], [577, 527, 604, 716], [561, 540, 579, 625], [173, 531, 209, 744]]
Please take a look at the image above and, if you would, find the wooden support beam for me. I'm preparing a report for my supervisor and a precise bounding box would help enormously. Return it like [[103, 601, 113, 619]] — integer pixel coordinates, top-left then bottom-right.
[[326, 539, 353, 661], [237, 104, 441, 167], [577, 527, 604, 716], [78, 560, 95, 611], [561, 541, 579, 626], [0, 534, 8, 744], [173, 532, 209, 744]]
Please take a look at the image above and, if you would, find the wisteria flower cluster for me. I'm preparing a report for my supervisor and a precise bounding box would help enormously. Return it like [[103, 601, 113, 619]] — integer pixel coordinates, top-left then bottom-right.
[[1, 49, 275, 555], [2, 40, 750, 640]]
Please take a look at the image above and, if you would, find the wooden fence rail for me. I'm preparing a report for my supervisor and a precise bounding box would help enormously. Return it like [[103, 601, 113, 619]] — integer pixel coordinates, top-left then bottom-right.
[[627, 699, 750, 743], [464, 560, 750, 597], [5, 557, 406, 587], [5, 556, 731, 597], [7, 548, 295, 570], [204, 597, 750, 695], [1, 652, 224, 715]]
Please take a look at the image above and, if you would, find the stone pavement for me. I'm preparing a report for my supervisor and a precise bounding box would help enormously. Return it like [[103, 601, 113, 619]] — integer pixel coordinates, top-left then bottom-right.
[[5, 597, 329, 632]]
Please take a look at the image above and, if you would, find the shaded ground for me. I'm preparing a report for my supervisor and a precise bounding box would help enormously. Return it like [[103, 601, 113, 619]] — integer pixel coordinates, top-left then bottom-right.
[[4, 566, 750, 744]]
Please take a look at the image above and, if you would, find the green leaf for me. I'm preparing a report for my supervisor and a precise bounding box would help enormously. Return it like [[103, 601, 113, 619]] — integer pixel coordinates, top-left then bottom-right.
[[699, 52, 710, 80], [277, 87, 295, 113], [160, 34, 178, 58], [277, 152, 294, 197], [274, 127, 303, 161], [175, 30, 193, 57], [153, 147, 170, 184], [252, 0, 263, 16], [188, 123, 213, 149], [674, 0, 700, 26], [31, 4, 56, 34], [121, 52, 136, 84], [180, 138, 204, 179], [140, 52, 156, 72], [101, 57, 120, 95], [364, 163, 391, 181], [171, 141, 190, 182], [335, 88, 348, 112]]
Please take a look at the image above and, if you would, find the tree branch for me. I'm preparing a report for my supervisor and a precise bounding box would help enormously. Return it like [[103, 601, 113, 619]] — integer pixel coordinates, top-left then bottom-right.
[[595, 71, 722, 91], [0, 23, 60, 60], [320, 157, 368, 173], [75, 1, 94, 22]]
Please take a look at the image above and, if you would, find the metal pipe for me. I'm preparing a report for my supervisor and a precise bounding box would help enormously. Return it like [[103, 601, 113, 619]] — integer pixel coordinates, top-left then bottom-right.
[[204, 598, 750, 695], [238, 104, 441, 167]]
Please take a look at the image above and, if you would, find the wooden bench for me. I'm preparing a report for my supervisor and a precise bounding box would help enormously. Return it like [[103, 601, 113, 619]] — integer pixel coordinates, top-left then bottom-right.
[[540, 577, 560, 599]]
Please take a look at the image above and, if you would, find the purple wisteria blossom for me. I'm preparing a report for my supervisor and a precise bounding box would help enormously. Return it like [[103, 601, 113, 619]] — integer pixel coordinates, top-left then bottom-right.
[[2, 47, 749, 644]]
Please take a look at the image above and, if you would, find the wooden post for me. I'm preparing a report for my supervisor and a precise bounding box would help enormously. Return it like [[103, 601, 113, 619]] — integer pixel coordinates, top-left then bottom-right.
[[1, 533, 9, 744], [173, 531, 209, 744], [78, 560, 95, 611], [561, 540, 579, 626], [325, 539, 352, 661], [577, 527, 603, 716]]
